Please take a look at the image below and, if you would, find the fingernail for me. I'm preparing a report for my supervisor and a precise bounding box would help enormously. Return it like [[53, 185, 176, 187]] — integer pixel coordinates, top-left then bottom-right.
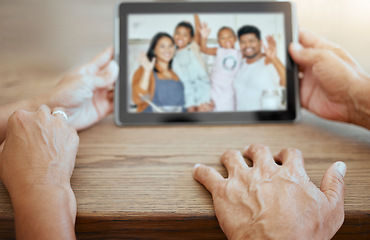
[[194, 163, 201, 169], [193, 163, 201, 174], [292, 42, 303, 51], [336, 162, 347, 178]]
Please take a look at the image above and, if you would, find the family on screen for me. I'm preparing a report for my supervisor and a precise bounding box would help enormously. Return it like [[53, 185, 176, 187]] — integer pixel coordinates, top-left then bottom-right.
[[131, 15, 286, 113]]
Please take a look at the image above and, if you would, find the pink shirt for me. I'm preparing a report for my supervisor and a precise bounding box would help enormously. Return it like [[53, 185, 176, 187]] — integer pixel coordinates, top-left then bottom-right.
[[210, 47, 242, 112]]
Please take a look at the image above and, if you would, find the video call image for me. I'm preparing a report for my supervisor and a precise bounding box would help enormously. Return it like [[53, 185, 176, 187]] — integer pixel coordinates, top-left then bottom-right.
[[127, 13, 287, 113]]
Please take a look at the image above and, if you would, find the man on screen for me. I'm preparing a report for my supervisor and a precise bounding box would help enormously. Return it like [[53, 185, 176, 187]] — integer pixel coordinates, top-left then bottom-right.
[[234, 25, 286, 111]]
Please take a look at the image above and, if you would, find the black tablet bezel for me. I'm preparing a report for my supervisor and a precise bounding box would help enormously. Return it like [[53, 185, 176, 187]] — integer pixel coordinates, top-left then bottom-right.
[[114, 1, 299, 126]]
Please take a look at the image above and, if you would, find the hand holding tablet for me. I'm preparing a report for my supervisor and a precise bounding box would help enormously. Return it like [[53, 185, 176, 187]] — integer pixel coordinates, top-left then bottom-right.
[[115, 1, 299, 125]]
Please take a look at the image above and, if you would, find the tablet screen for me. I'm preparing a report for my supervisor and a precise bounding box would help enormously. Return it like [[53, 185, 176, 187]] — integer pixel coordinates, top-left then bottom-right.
[[115, 2, 299, 125], [128, 13, 286, 114]]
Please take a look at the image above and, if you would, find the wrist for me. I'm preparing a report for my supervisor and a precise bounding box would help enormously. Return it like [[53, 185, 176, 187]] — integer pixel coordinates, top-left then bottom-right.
[[4, 170, 73, 202], [10, 182, 77, 226], [348, 75, 370, 129], [11, 183, 77, 239]]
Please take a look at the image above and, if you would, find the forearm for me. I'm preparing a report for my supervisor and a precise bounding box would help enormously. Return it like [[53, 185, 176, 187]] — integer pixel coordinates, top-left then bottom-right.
[[138, 70, 152, 92], [272, 57, 286, 87], [200, 37, 216, 55], [193, 14, 201, 45], [0, 95, 48, 143], [200, 37, 207, 52], [11, 184, 76, 240], [349, 75, 370, 129]]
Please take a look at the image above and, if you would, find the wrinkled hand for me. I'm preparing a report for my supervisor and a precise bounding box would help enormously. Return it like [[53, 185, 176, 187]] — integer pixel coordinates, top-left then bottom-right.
[[139, 52, 156, 71], [0, 105, 79, 196], [200, 22, 211, 38], [193, 144, 346, 240], [44, 47, 119, 131], [289, 29, 369, 122]]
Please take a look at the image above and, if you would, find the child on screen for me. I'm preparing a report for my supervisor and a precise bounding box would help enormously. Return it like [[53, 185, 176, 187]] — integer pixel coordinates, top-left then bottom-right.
[[199, 22, 242, 112], [172, 15, 212, 112]]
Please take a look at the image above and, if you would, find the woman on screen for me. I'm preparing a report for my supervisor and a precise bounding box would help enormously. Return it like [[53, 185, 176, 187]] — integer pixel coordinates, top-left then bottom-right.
[[131, 32, 185, 113]]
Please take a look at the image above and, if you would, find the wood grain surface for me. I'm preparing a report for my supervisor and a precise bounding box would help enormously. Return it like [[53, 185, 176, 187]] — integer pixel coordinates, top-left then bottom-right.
[[0, 0, 370, 239]]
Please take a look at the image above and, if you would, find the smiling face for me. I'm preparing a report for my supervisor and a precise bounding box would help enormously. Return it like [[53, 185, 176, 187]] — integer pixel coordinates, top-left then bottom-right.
[[154, 36, 175, 63], [218, 28, 236, 49], [173, 26, 192, 49], [239, 33, 262, 60]]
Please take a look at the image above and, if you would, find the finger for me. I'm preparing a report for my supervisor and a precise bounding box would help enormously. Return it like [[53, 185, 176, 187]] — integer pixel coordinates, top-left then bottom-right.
[[193, 163, 224, 194], [243, 144, 277, 171], [106, 91, 115, 115], [321, 161, 346, 208], [289, 43, 322, 66], [51, 107, 69, 123], [221, 150, 248, 178], [82, 47, 114, 75], [38, 104, 51, 114], [37, 105, 52, 119], [274, 148, 303, 166], [266, 35, 275, 46], [94, 60, 119, 88], [151, 57, 156, 65], [274, 148, 307, 177], [299, 29, 340, 51], [107, 90, 114, 101]]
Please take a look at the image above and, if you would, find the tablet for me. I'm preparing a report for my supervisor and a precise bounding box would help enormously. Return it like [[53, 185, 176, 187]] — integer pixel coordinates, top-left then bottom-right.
[[114, 1, 300, 126]]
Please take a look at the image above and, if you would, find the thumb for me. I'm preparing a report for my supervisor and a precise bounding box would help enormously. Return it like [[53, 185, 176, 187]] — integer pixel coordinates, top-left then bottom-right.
[[93, 60, 119, 88], [289, 42, 322, 66], [82, 47, 114, 75], [321, 161, 346, 206]]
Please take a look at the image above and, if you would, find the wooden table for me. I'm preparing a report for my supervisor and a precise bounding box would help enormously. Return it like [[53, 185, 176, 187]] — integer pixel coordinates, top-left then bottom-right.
[[1, 0, 370, 239]]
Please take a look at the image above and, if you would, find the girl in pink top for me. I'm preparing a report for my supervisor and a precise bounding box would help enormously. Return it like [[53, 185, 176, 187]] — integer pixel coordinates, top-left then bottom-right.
[[200, 23, 242, 112]]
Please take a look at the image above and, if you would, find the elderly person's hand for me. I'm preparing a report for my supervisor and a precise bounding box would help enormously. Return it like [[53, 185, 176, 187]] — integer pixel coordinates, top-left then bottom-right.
[[289, 29, 370, 129], [0, 105, 79, 239], [43, 47, 119, 131], [193, 144, 346, 240]]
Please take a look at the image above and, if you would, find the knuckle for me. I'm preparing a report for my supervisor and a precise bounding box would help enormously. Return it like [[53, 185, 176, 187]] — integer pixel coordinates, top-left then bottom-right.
[[221, 149, 239, 163], [11, 110, 27, 121], [332, 173, 345, 187], [285, 147, 302, 157], [9, 110, 30, 126], [250, 144, 268, 154]]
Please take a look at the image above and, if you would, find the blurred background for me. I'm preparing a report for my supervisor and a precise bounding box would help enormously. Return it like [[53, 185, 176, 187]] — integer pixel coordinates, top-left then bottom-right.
[[1, 0, 370, 105]]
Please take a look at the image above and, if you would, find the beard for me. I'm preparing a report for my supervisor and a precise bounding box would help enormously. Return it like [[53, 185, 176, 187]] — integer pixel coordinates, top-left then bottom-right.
[[244, 51, 260, 59]]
